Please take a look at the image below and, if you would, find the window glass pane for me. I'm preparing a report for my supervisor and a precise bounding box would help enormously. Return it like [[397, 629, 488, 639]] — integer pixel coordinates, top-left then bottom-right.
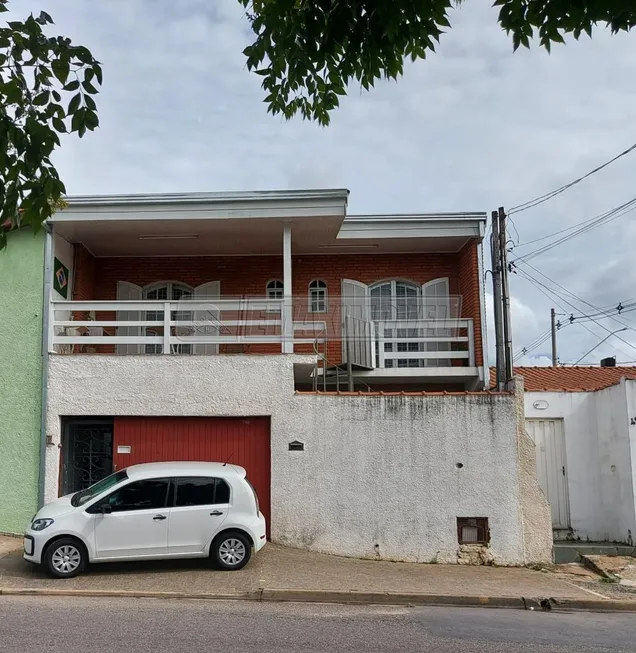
[[104, 479, 169, 512], [215, 479, 230, 504], [267, 280, 284, 300], [176, 477, 217, 507]]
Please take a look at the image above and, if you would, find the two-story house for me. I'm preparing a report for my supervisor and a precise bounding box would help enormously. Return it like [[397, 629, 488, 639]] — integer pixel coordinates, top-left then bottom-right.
[[2, 188, 551, 565]]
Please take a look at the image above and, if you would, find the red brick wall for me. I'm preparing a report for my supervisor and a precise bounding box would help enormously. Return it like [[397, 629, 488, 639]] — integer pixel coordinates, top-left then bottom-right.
[[458, 242, 483, 367], [71, 244, 95, 301], [73, 248, 483, 365]]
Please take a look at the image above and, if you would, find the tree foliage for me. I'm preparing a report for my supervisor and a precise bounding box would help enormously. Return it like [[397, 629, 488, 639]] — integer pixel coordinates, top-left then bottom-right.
[[0, 0, 101, 249], [241, 0, 636, 125]]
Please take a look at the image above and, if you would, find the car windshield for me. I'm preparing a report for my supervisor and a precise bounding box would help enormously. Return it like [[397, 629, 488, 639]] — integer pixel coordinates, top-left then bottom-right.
[[71, 470, 128, 507]]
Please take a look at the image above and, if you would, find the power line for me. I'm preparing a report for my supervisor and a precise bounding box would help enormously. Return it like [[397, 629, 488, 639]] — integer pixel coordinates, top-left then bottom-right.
[[508, 141, 636, 215], [513, 263, 636, 357], [518, 260, 636, 337], [512, 196, 636, 263]]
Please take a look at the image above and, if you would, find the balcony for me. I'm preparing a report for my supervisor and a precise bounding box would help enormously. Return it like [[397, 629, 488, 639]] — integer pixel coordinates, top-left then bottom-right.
[[50, 297, 479, 390], [50, 298, 326, 355]]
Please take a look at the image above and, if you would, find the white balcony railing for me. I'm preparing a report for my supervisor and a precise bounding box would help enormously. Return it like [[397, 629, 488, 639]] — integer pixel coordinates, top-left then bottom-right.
[[50, 299, 326, 354], [343, 317, 475, 370]]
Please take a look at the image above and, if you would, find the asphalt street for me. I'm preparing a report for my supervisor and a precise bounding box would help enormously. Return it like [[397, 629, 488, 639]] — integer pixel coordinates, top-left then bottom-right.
[[1, 596, 635, 652]]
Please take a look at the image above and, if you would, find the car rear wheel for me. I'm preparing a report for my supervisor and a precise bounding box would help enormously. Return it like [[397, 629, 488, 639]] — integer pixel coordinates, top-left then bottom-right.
[[44, 537, 87, 579], [211, 532, 252, 571]]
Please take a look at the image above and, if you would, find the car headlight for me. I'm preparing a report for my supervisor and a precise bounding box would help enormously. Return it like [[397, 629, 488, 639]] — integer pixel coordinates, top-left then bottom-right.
[[31, 518, 54, 531]]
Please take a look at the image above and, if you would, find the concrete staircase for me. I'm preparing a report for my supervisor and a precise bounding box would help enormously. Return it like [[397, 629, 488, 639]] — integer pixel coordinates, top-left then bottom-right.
[[553, 541, 636, 564]]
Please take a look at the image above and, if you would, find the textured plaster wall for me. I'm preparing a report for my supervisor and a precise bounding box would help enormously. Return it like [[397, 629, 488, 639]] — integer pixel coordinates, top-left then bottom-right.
[[0, 230, 44, 533], [512, 377, 552, 563], [47, 355, 547, 563]]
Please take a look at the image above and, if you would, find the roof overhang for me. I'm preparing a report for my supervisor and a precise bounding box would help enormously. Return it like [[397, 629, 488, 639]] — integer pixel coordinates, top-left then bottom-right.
[[50, 189, 350, 257], [335, 213, 486, 254], [48, 191, 486, 257]]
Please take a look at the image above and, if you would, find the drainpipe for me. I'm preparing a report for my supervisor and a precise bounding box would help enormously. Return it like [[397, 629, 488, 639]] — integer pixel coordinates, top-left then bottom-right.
[[38, 225, 53, 509]]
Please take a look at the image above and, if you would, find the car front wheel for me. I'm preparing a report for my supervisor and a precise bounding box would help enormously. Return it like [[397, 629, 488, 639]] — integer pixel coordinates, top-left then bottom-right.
[[212, 532, 252, 571], [44, 538, 87, 578]]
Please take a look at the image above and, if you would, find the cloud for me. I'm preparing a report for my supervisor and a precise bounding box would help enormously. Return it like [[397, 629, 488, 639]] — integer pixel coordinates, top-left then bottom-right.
[[10, 0, 636, 365]]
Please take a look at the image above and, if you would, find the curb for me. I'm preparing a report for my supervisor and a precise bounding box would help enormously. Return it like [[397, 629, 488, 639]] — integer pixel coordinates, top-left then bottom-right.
[[1, 587, 636, 612], [580, 555, 620, 582]]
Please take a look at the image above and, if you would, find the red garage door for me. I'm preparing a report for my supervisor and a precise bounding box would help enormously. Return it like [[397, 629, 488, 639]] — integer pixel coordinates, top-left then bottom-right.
[[113, 417, 271, 529]]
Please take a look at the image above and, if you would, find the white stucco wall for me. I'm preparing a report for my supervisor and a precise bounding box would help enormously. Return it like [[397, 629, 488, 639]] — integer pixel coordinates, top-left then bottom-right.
[[46, 355, 548, 564], [525, 383, 636, 543], [626, 380, 636, 546]]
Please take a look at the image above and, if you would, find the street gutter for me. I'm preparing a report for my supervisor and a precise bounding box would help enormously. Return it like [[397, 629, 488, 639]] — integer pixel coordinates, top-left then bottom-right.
[[1, 586, 635, 613]]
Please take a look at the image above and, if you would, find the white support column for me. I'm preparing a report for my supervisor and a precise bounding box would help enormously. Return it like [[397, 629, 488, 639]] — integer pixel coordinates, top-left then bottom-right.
[[163, 302, 171, 354], [282, 222, 293, 353]]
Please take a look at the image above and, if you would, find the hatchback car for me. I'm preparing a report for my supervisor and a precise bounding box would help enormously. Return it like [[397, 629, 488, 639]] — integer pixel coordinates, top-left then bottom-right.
[[23, 461, 267, 578]]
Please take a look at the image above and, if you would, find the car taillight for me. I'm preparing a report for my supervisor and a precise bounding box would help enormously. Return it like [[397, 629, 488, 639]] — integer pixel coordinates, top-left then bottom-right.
[[246, 479, 259, 515]]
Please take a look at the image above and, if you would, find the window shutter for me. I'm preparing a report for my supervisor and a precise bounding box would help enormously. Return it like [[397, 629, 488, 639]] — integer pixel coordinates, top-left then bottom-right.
[[193, 281, 221, 355], [341, 279, 373, 368], [116, 281, 143, 355], [421, 278, 451, 366]]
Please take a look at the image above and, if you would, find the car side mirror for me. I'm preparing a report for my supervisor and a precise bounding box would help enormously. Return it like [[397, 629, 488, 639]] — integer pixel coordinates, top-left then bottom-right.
[[100, 504, 112, 514]]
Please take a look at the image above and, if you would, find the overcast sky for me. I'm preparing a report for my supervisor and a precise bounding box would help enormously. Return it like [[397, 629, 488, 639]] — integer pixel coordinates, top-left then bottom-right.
[[13, 0, 636, 367]]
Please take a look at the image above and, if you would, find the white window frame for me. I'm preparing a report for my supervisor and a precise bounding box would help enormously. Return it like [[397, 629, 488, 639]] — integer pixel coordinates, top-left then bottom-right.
[[143, 281, 194, 355], [369, 279, 421, 369], [266, 279, 284, 300], [308, 280, 328, 313]]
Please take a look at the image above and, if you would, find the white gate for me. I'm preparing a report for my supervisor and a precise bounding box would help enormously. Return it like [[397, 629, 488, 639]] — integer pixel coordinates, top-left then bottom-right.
[[525, 418, 570, 529]]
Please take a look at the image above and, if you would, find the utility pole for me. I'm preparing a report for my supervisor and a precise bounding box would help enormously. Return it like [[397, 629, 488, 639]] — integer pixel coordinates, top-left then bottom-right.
[[498, 207, 514, 389], [490, 211, 505, 390], [551, 308, 558, 366]]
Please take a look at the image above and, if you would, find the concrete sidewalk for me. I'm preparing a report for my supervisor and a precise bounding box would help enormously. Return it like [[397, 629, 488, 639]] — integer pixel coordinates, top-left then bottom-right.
[[0, 535, 633, 610]]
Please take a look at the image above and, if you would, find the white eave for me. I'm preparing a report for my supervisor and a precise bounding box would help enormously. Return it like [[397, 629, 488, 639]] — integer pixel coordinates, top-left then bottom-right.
[[50, 188, 350, 222], [339, 213, 487, 241]]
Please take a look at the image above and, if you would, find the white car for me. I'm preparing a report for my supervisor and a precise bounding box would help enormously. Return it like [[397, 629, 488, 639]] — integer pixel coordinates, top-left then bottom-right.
[[23, 461, 267, 578]]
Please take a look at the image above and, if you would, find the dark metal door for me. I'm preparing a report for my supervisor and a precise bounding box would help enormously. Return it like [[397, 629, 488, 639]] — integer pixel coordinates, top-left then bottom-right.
[[61, 419, 114, 495]]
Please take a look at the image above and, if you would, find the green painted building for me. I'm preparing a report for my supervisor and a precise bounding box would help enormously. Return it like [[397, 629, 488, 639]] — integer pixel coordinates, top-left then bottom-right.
[[0, 229, 45, 534]]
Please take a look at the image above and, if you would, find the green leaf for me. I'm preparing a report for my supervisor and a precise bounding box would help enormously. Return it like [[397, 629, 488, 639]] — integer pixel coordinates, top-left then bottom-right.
[[70, 108, 84, 133], [52, 117, 67, 133], [84, 94, 96, 110], [33, 91, 50, 106], [84, 110, 99, 130], [67, 93, 82, 115], [63, 80, 80, 91], [82, 80, 98, 94], [51, 58, 70, 84], [93, 64, 103, 86]]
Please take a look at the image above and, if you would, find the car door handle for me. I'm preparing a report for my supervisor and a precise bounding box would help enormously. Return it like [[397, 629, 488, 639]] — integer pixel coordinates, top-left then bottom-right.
[[210, 510, 223, 516], [153, 514, 167, 521]]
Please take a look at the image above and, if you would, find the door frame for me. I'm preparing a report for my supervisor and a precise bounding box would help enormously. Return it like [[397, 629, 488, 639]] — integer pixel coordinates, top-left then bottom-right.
[[60, 417, 114, 496], [526, 417, 571, 530]]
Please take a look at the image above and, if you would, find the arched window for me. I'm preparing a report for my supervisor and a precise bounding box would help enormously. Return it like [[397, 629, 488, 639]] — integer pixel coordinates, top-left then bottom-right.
[[308, 280, 328, 313], [266, 279, 284, 300], [143, 281, 193, 354], [369, 280, 419, 321]]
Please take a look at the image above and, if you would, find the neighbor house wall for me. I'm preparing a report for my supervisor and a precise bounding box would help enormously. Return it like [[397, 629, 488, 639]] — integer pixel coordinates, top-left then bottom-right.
[[626, 379, 636, 546], [0, 229, 44, 533], [595, 381, 636, 542], [46, 355, 549, 564], [525, 391, 602, 539], [525, 385, 636, 543]]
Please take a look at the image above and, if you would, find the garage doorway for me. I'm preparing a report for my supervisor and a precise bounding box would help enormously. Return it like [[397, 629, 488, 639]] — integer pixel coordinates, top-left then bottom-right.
[[112, 417, 271, 530]]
